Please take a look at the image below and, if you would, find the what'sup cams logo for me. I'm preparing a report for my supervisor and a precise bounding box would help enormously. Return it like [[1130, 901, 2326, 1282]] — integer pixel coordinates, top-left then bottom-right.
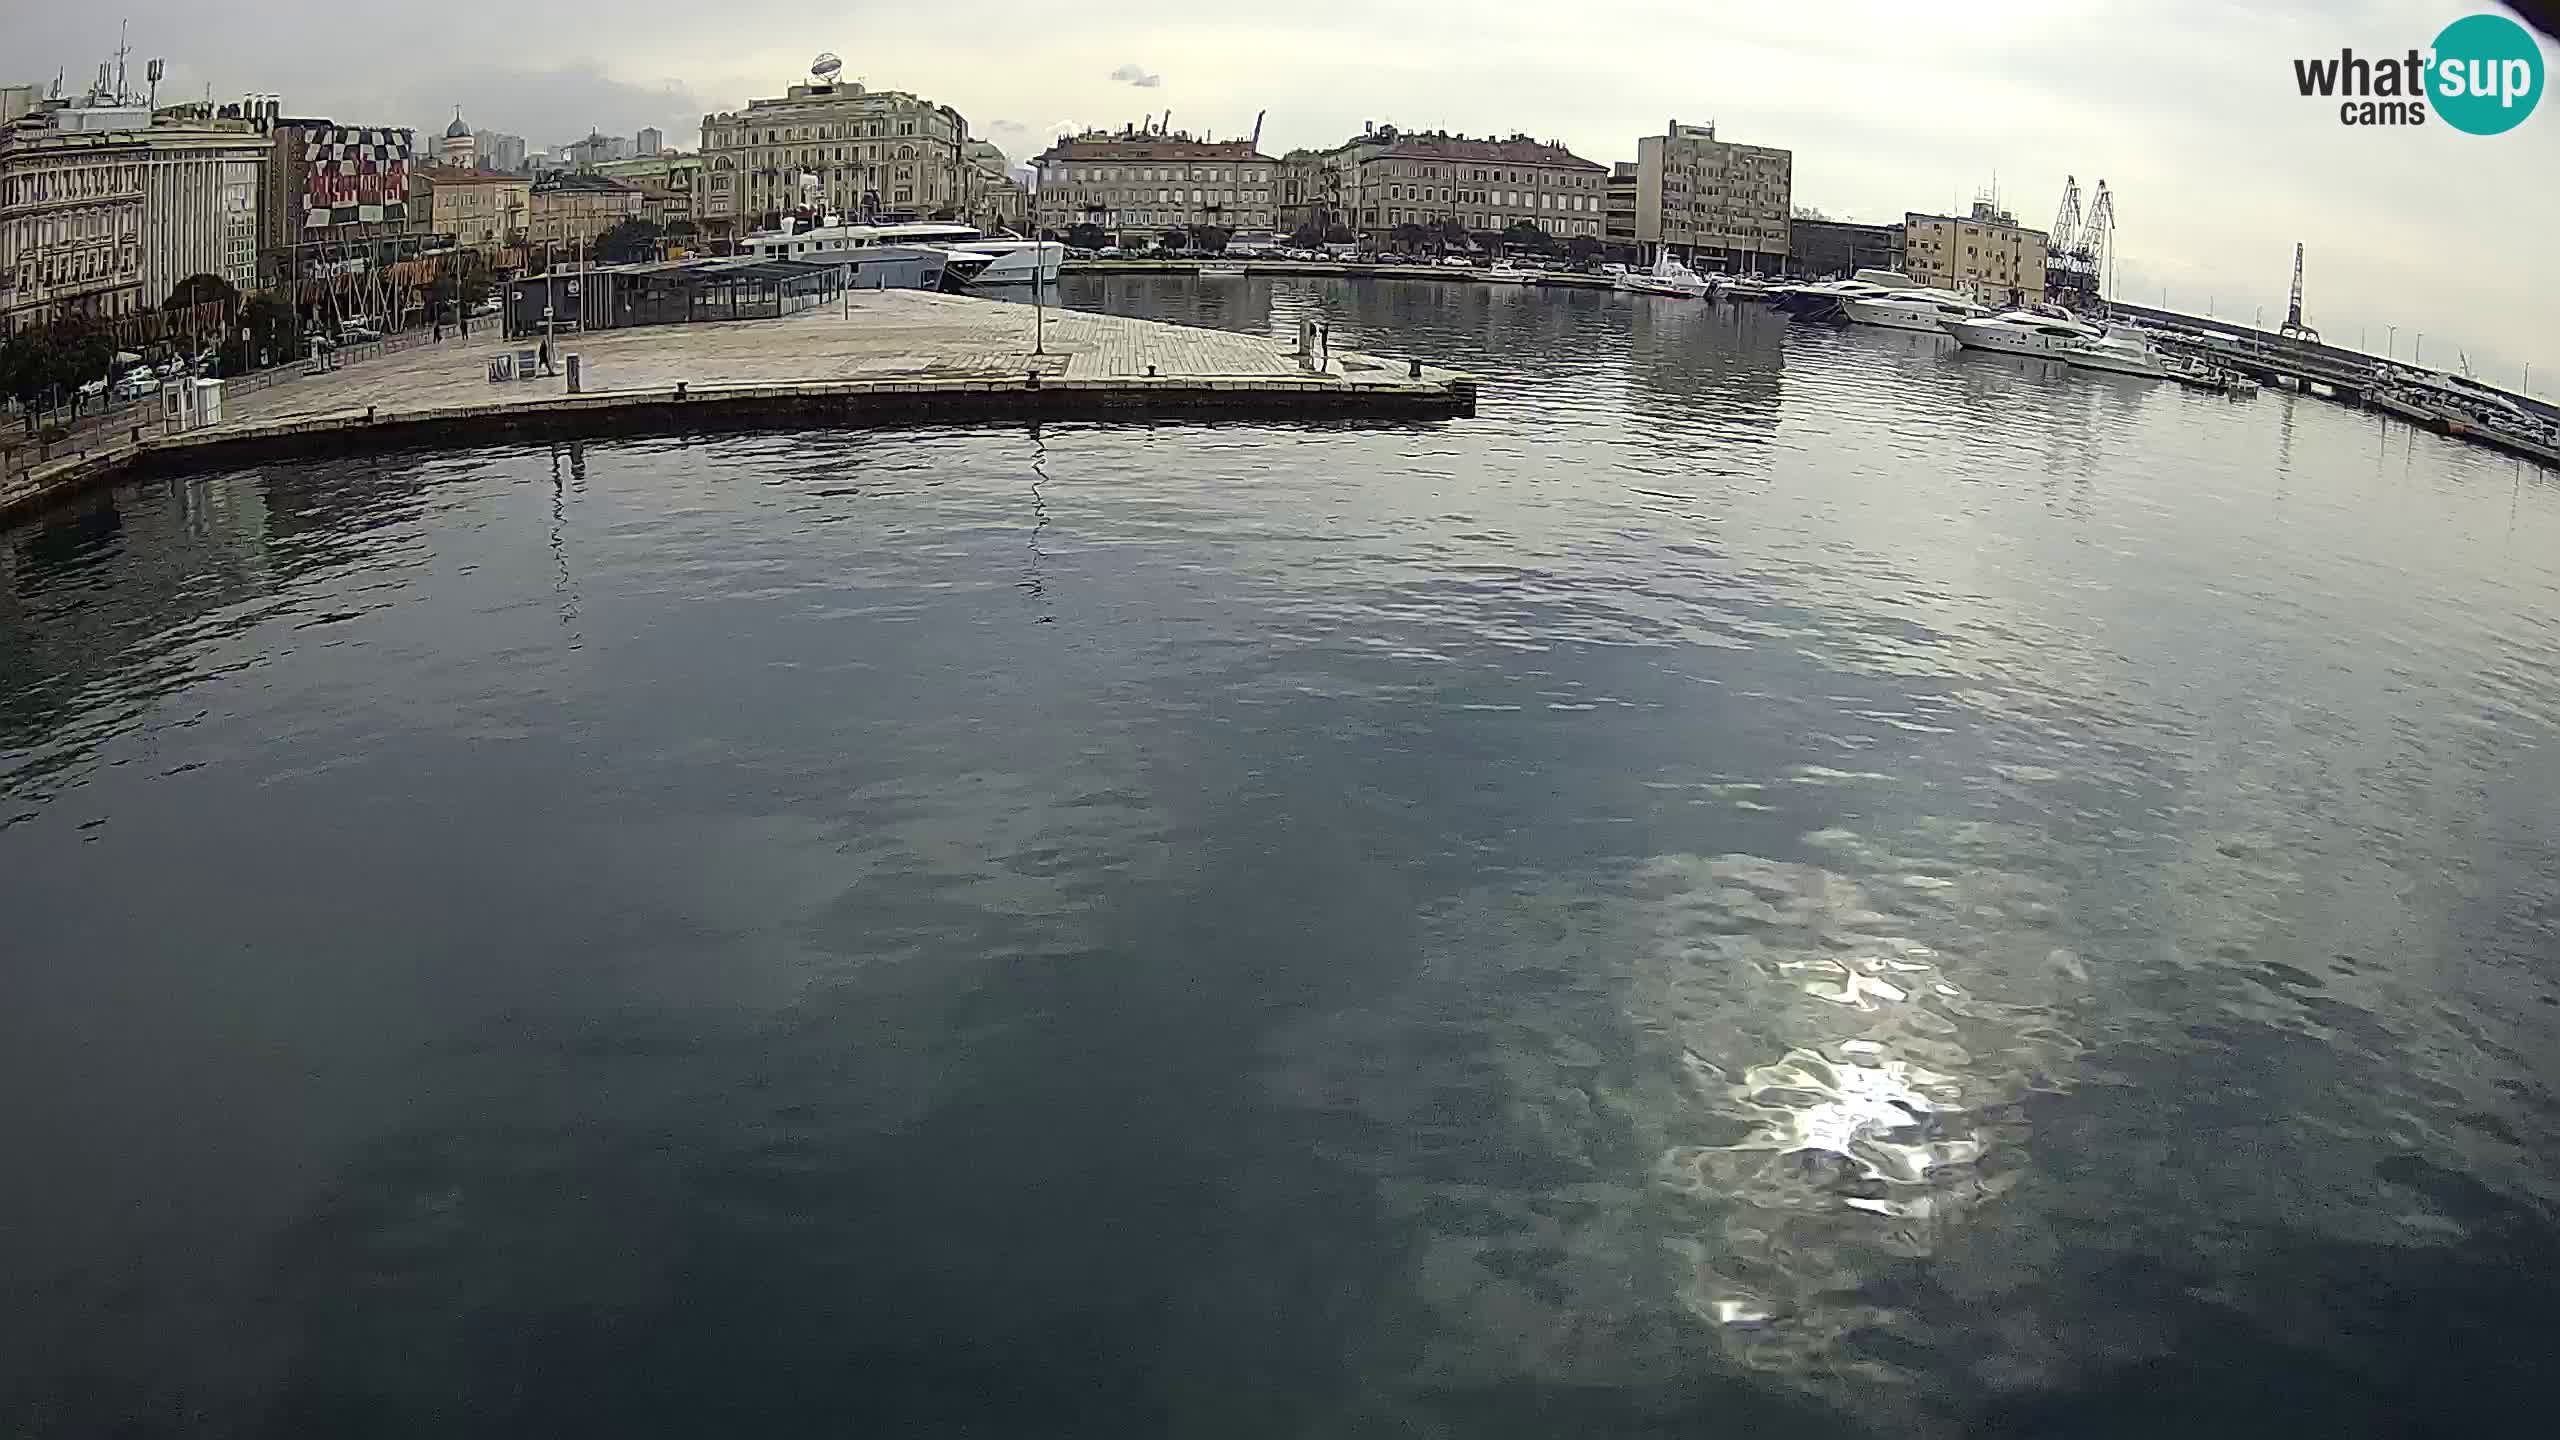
[[2293, 11, 2545, 132]]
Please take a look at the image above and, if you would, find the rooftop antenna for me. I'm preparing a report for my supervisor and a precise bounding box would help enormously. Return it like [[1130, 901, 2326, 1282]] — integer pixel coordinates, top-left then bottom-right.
[[113, 19, 131, 104], [146, 57, 163, 110]]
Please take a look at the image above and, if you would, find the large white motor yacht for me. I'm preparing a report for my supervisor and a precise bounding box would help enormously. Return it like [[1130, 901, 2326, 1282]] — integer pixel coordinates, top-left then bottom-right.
[[1842, 289, 1992, 333], [2061, 326, 2176, 378], [1941, 309, 2106, 355], [1780, 268, 1925, 320], [746, 220, 1064, 286]]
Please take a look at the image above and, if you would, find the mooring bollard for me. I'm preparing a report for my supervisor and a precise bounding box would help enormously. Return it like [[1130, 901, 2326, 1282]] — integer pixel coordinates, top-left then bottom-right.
[[366, 405, 376, 423], [566, 354, 582, 395], [1146, 364, 1156, 378], [1026, 369, 1041, 389], [1409, 359, 1422, 379], [675, 381, 687, 401]]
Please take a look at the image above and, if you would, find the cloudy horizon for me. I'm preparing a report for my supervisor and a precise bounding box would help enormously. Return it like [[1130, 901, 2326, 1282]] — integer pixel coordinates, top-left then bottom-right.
[[12, 0, 2554, 387]]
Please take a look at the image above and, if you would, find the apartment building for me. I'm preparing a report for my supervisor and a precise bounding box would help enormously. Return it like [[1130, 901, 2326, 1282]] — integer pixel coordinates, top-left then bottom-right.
[[697, 78, 969, 232], [1604, 161, 1637, 258], [418, 165, 529, 246], [1030, 132, 1276, 241], [1275, 125, 1605, 247], [527, 171, 641, 251], [1634, 119, 1792, 270], [1353, 132, 1606, 241], [1904, 200, 2048, 304]]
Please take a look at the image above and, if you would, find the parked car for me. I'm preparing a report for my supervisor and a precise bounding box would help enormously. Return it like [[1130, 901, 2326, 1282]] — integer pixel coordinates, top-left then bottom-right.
[[113, 371, 158, 403], [1439, 255, 1476, 268], [1097, 245, 1123, 259], [76, 376, 110, 400]]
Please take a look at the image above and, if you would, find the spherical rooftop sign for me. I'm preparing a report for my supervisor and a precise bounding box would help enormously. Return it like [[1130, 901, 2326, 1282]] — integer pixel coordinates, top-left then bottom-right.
[[811, 53, 843, 81]]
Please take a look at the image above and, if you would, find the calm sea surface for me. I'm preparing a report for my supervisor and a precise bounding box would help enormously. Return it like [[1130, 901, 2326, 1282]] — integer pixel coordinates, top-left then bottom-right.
[[6, 277, 2560, 1436]]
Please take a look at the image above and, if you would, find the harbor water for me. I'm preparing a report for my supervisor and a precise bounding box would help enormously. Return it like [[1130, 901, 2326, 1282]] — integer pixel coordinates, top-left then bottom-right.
[[5, 276, 2559, 1435]]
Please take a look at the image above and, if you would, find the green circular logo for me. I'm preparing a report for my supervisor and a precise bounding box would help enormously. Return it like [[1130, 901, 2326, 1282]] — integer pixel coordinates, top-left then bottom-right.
[[2428, 13, 2544, 134]]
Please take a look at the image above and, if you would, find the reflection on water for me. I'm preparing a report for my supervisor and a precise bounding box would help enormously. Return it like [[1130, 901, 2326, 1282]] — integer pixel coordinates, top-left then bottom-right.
[[7, 279, 2560, 1436]]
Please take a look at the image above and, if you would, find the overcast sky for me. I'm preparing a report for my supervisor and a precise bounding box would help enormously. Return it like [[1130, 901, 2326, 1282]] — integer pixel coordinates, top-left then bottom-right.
[[16, 1, 2555, 387]]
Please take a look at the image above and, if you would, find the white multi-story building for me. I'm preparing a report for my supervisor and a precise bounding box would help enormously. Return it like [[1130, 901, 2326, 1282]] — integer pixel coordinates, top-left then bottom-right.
[[1, 104, 267, 332], [697, 76, 970, 232], [137, 127, 266, 305], [0, 127, 146, 330], [1029, 131, 1277, 243]]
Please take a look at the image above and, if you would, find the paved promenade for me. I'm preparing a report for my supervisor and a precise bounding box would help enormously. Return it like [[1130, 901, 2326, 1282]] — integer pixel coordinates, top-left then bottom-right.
[[225, 288, 1418, 427], [0, 290, 1472, 518]]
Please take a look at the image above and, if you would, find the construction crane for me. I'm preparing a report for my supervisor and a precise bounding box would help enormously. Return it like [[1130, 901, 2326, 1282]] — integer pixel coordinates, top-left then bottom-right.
[[2279, 244, 2319, 342], [2082, 180, 2115, 303], [1250, 109, 1265, 152], [2045, 175, 2111, 308], [2051, 175, 2082, 257]]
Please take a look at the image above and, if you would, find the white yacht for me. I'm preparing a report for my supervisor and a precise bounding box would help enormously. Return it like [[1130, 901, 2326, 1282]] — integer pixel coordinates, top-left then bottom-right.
[[1941, 309, 2106, 356], [1841, 288, 1992, 333], [745, 220, 1064, 286], [1617, 252, 1714, 298], [1779, 268, 1925, 320], [2061, 326, 2176, 378], [1482, 260, 1537, 284]]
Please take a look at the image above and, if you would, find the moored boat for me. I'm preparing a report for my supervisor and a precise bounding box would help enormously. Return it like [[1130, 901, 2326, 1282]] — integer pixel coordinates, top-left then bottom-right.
[[1843, 288, 1992, 333], [1616, 252, 1714, 298], [1941, 308, 2105, 356]]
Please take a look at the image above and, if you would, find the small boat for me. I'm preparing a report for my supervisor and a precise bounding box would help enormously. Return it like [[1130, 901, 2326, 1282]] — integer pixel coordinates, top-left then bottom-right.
[[1482, 260, 1537, 284], [1616, 252, 1714, 298], [1941, 309, 2106, 356], [1722, 276, 1772, 301], [1197, 260, 1248, 277], [1843, 288, 1992, 334]]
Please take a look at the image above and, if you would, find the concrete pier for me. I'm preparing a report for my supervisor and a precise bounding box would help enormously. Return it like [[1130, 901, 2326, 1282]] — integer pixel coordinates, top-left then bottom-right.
[[1, 290, 1474, 519]]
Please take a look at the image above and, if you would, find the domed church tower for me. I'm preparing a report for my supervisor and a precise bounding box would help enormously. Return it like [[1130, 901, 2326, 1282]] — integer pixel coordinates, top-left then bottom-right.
[[442, 109, 477, 168]]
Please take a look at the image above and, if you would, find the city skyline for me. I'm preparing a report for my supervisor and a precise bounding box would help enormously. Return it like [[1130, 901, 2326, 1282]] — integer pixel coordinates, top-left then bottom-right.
[[12, 0, 2553, 386]]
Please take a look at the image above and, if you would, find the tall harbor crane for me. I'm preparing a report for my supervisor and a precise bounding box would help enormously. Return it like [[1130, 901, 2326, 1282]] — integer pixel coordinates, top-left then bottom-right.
[[2279, 244, 2319, 342]]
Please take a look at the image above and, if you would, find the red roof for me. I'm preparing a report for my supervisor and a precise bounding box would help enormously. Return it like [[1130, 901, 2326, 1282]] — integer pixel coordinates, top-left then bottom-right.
[[1035, 136, 1272, 165], [1374, 135, 1603, 170]]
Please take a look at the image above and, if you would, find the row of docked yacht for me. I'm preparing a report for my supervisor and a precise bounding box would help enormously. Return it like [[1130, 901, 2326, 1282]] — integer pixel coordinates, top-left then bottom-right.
[[2370, 363, 2560, 462], [1618, 258, 2253, 393], [1786, 267, 2241, 385]]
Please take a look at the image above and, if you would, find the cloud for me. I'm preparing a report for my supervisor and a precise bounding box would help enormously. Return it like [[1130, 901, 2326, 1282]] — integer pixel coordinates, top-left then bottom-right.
[[1108, 63, 1163, 88]]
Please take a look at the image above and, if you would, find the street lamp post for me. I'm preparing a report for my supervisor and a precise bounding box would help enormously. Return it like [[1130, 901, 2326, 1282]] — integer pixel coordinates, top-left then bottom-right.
[[2388, 325, 2397, 358], [2416, 332, 2424, 366]]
